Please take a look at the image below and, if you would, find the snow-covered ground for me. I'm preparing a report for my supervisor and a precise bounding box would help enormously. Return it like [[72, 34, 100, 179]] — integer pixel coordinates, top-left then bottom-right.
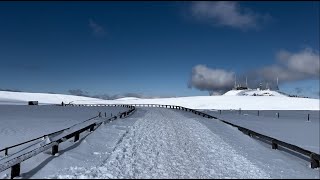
[[0, 108, 140, 179], [78, 89, 319, 110], [0, 90, 319, 178], [0, 105, 127, 150], [1, 90, 319, 110], [5, 108, 315, 179], [0, 91, 101, 105], [223, 89, 287, 97], [105, 95, 319, 110], [203, 110, 320, 153]]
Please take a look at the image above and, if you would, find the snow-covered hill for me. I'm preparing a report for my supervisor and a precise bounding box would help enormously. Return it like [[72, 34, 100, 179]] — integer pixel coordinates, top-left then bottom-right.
[[115, 97, 142, 101], [0, 91, 103, 105], [0, 90, 319, 110], [223, 89, 287, 97]]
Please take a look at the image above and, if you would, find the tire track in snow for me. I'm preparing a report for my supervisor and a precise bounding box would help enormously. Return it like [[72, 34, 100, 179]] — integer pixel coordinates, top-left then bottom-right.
[[52, 108, 270, 179]]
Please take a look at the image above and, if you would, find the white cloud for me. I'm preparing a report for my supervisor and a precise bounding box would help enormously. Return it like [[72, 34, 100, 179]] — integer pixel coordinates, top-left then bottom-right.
[[191, 1, 266, 30], [89, 19, 107, 37], [260, 48, 320, 82], [189, 47, 320, 92], [282, 48, 319, 76], [188, 65, 235, 92]]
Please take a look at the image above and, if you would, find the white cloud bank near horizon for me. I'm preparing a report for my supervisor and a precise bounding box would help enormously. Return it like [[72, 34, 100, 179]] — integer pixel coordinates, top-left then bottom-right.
[[189, 48, 320, 95]]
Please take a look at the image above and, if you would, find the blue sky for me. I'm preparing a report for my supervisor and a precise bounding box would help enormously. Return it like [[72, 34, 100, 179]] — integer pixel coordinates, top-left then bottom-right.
[[0, 1, 319, 98]]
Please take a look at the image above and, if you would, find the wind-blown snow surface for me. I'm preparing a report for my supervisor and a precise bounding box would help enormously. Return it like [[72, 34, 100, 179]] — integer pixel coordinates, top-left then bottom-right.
[[44, 108, 318, 179]]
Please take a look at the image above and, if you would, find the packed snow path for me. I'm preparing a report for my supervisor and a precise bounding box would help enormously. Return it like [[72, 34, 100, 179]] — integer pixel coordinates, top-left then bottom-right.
[[55, 108, 270, 178]]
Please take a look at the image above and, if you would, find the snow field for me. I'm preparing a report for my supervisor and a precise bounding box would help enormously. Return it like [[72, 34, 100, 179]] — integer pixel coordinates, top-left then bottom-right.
[[0, 108, 140, 179], [0, 106, 128, 154], [0, 91, 101, 105], [51, 108, 271, 178], [204, 110, 320, 153], [1, 90, 319, 110], [1, 107, 319, 179]]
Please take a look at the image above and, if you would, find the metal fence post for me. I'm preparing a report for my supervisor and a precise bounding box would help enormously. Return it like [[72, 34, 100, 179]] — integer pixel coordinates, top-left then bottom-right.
[[310, 153, 320, 169], [90, 125, 95, 132], [11, 163, 20, 179], [272, 140, 278, 149], [52, 144, 59, 155], [74, 132, 80, 142]]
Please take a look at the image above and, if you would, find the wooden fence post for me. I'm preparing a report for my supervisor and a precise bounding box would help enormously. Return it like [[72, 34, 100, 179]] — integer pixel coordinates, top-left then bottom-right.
[[258, 110, 259, 116], [5, 148, 8, 156], [11, 163, 20, 179], [277, 112, 279, 119], [308, 114, 310, 121]]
